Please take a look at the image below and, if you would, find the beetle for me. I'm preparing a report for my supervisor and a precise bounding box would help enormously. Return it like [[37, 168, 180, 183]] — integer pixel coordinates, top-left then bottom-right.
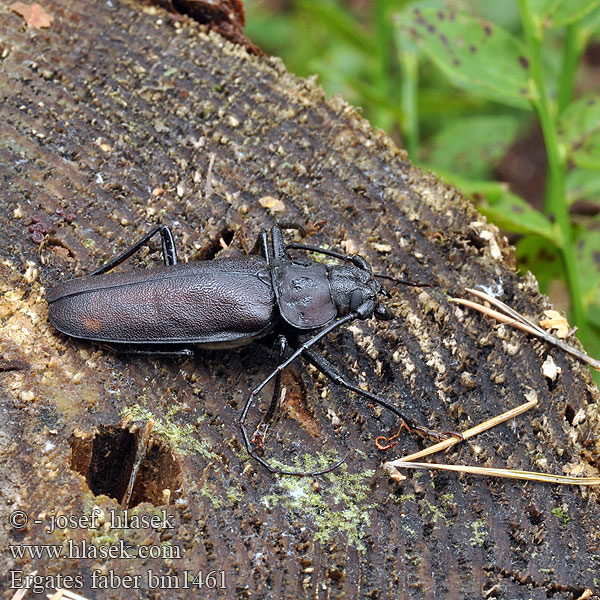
[[47, 224, 440, 475]]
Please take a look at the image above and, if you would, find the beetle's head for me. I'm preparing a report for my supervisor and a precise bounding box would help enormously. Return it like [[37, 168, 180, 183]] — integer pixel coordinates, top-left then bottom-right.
[[327, 256, 393, 321]]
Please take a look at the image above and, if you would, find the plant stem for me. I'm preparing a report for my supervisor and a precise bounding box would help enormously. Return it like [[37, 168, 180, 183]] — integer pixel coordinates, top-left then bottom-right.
[[371, 0, 393, 130], [518, 0, 587, 344], [399, 46, 419, 159], [557, 23, 582, 115]]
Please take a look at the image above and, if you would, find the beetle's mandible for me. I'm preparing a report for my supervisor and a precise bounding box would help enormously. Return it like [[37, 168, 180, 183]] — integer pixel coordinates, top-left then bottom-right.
[[47, 224, 435, 476]]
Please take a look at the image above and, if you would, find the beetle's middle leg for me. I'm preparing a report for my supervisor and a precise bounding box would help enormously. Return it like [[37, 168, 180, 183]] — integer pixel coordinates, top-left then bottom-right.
[[249, 230, 270, 262], [249, 226, 288, 263], [239, 313, 357, 476], [250, 335, 289, 448]]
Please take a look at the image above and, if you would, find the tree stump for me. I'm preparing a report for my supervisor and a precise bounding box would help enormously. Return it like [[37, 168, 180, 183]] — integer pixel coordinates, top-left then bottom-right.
[[1, 1, 599, 598]]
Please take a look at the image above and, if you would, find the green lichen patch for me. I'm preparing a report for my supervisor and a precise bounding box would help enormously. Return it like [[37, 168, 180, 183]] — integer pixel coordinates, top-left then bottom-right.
[[121, 402, 218, 461], [262, 454, 376, 553], [469, 519, 489, 547], [226, 485, 244, 506], [199, 482, 223, 509], [422, 498, 451, 528], [551, 505, 571, 527]]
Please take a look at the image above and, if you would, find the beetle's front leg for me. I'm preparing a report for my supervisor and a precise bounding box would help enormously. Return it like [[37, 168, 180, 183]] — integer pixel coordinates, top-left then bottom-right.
[[296, 346, 414, 423], [286, 241, 370, 270], [298, 346, 461, 444]]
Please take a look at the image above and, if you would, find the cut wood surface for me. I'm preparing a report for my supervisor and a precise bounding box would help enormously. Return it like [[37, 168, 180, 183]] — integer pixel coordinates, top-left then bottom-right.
[[0, 1, 599, 598]]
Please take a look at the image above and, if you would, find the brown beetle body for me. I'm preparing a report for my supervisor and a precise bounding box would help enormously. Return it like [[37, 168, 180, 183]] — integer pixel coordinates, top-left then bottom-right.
[[46, 224, 421, 476], [48, 257, 277, 348]]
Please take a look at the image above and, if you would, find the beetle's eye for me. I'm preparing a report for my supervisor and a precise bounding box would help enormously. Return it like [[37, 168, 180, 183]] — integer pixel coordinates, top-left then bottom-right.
[[375, 303, 393, 320], [350, 289, 364, 311]]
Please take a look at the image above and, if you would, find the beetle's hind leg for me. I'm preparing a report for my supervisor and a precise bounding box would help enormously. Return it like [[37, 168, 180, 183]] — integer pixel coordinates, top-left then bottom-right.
[[121, 348, 194, 358], [90, 225, 178, 276], [97, 342, 194, 358]]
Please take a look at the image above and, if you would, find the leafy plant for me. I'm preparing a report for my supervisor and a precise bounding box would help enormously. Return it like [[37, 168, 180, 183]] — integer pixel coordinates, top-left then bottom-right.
[[395, 0, 600, 366], [245, 0, 600, 372]]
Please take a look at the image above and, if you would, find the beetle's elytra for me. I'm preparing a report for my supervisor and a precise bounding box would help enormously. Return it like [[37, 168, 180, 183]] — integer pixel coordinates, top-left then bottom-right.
[[48, 224, 433, 476], [48, 257, 278, 347]]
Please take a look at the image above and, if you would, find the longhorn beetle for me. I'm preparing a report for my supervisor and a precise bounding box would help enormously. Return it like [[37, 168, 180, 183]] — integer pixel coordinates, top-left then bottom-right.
[[47, 224, 443, 476]]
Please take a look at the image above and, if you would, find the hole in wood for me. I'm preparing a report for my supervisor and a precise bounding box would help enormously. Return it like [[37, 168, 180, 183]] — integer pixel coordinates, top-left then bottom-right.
[[564, 403, 576, 425], [69, 425, 184, 508], [196, 226, 235, 260]]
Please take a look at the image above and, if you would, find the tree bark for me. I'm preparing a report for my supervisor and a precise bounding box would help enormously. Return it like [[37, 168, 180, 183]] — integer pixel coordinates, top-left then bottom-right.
[[1, 1, 599, 598]]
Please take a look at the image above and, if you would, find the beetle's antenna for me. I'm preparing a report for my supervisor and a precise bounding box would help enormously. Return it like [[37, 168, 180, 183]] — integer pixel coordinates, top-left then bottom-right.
[[374, 273, 432, 288], [286, 243, 349, 262]]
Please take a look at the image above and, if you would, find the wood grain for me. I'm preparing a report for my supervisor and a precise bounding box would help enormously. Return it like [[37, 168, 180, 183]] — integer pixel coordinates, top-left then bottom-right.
[[0, 1, 599, 598]]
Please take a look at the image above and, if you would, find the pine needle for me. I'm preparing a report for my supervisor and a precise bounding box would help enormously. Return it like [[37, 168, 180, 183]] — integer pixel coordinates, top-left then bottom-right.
[[384, 393, 600, 486], [450, 288, 600, 370]]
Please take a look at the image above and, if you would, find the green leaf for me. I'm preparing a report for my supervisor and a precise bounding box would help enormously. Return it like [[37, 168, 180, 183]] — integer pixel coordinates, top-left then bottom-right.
[[418, 88, 489, 118], [349, 78, 403, 121], [478, 190, 556, 239], [296, 0, 374, 54], [395, 8, 533, 108], [395, 0, 447, 54], [575, 226, 600, 307], [529, 0, 600, 27], [579, 6, 600, 38], [558, 95, 600, 170], [589, 303, 600, 329], [426, 114, 521, 179], [431, 170, 556, 240], [566, 168, 600, 204], [515, 235, 564, 292], [586, 305, 600, 381]]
